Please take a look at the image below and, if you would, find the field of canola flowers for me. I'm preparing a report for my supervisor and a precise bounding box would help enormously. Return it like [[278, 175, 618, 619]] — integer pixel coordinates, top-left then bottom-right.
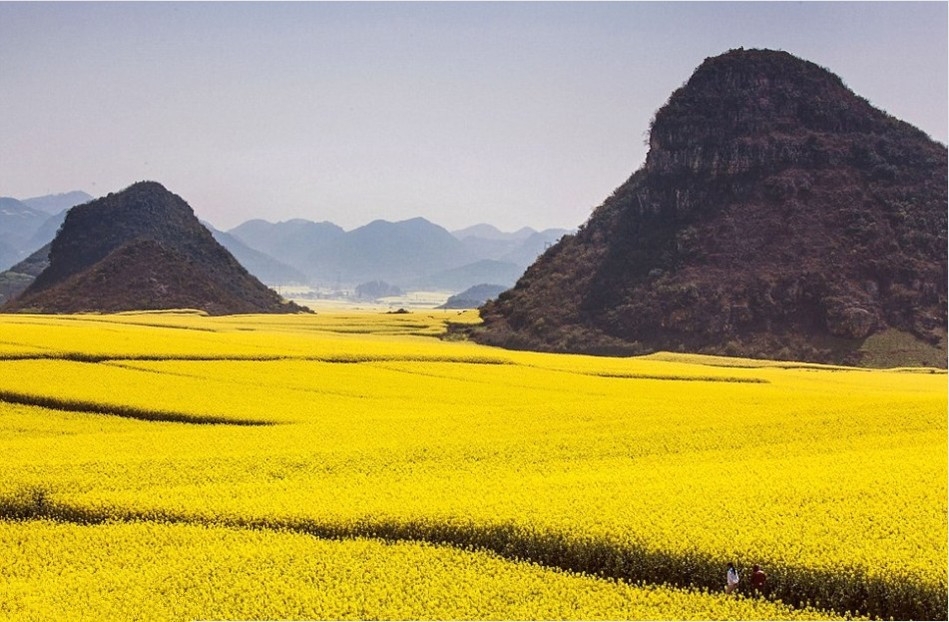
[[0, 310, 944, 621]]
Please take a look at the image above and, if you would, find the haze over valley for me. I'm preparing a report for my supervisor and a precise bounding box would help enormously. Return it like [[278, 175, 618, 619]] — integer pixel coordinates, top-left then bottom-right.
[[0, 187, 568, 308]]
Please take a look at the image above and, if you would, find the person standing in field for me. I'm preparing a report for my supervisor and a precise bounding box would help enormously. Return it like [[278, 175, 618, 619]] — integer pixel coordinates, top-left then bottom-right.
[[726, 562, 740, 594], [750, 564, 767, 593]]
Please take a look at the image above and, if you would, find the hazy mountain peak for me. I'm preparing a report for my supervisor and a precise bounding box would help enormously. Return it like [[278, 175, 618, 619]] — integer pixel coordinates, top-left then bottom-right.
[[452, 223, 538, 241], [22, 190, 94, 214]]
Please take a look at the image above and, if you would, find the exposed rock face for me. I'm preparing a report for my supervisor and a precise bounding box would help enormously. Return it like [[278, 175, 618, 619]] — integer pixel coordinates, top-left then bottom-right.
[[3, 181, 308, 315], [475, 49, 947, 366]]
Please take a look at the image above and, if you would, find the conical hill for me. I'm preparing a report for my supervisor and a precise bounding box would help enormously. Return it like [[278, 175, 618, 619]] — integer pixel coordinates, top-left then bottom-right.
[[4, 181, 308, 315], [475, 49, 947, 367]]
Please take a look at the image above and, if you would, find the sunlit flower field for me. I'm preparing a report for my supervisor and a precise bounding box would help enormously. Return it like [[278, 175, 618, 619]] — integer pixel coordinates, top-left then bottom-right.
[[0, 310, 944, 621]]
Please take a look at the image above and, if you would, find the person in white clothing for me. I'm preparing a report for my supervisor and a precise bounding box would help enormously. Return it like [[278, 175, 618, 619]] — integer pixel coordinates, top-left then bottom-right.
[[726, 562, 740, 594]]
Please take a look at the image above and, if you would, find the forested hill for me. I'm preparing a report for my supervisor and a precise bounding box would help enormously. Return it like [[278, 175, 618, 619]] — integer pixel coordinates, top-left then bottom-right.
[[474, 48, 947, 367], [3, 181, 307, 315]]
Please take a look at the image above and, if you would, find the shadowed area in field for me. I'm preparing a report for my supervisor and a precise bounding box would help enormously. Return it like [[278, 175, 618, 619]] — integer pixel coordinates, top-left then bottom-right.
[[546, 369, 769, 383], [0, 352, 512, 364], [0, 391, 275, 426], [0, 489, 940, 622]]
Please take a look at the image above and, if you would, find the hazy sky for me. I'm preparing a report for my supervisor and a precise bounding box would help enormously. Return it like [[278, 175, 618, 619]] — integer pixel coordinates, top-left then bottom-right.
[[1, 1, 946, 232]]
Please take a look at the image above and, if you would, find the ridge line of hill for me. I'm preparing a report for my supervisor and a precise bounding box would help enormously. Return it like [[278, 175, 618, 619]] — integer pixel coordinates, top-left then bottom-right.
[[473, 48, 947, 367]]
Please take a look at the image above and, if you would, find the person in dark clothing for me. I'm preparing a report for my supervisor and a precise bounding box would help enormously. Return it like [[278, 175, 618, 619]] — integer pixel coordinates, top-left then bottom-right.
[[750, 564, 767, 593]]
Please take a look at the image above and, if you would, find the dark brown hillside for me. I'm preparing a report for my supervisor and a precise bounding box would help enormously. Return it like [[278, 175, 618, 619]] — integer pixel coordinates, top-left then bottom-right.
[[475, 49, 947, 366], [3, 181, 308, 315]]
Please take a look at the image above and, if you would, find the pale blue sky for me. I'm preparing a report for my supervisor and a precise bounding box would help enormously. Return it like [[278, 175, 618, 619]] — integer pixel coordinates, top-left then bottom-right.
[[1, 1, 946, 231]]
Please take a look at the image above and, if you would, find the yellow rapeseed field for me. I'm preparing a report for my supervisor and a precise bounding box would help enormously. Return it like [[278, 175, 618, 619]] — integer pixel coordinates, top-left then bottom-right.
[[0, 520, 840, 621], [0, 310, 944, 620]]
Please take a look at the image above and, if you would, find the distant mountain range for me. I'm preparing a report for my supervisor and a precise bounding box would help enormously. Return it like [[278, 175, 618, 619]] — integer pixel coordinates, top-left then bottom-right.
[[1, 188, 569, 301], [204, 223, 309, 286], [439, 283, 508, 309], [226, 218, 568, 291]]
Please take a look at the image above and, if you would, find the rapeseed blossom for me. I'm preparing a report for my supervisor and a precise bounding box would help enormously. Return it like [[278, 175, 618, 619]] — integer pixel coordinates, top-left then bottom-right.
[[0, 311, 943, 620]]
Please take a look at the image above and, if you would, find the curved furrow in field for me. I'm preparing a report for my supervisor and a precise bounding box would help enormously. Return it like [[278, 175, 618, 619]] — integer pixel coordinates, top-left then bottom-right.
[[0, 391, 275, 426], [0, 492, 940, 621]]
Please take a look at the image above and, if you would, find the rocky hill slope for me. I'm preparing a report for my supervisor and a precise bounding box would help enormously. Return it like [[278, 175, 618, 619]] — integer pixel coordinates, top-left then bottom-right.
[[2, 181, 307, 315], [474, 49, 947, 366]]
